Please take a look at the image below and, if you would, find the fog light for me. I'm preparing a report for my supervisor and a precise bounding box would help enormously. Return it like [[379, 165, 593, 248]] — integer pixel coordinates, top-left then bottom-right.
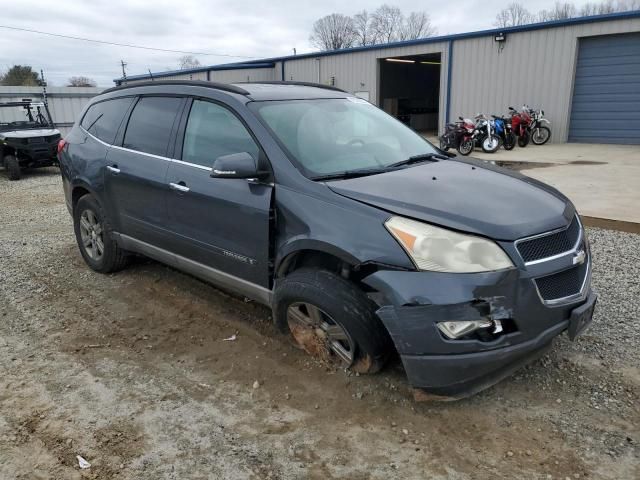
[[437, 319, 493, 339]]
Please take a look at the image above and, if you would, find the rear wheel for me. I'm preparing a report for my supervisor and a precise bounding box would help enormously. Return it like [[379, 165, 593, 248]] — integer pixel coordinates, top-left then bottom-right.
[[73, 194, 130, 273], [4, 155, 21, 181], [457, 138, 474, 156], [439, 137, 450, 151], [273, 268, 390, 373], [531, 126, 551, 145]]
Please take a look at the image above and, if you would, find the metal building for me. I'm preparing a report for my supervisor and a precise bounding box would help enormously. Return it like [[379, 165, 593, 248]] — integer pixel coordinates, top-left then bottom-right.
[[116, 11, 640, 144]]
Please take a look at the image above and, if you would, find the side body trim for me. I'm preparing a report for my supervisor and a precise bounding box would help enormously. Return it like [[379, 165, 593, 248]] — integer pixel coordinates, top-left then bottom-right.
[[116, 233, 272, 305]]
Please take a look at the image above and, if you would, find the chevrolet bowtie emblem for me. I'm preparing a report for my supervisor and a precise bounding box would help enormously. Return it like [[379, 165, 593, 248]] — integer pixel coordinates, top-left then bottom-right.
[[573, 250, 586, 265]]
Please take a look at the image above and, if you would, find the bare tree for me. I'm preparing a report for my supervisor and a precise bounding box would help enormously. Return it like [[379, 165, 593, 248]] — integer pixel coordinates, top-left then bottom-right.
[[353, 10, 377, 46], [67, 76, 97, 87], [309, 13, 356, 51], [537, 2, 577, 21], [399, 12, 436, 40], [178, 55, 201, 70], [494, 3, 534, 27], [371, 5, 405, 43]]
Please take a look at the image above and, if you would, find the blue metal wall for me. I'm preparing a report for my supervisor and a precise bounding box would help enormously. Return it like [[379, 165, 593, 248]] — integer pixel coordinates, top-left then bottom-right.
[[569, 32, 640, 144]]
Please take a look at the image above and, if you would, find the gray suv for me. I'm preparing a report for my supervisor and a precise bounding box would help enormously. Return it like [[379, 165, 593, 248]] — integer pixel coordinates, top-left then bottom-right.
[[59, 80, 596, 399]]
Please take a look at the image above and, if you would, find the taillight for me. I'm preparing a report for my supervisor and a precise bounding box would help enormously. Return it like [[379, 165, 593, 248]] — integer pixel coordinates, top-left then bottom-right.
[[57, 139, 67, 155]]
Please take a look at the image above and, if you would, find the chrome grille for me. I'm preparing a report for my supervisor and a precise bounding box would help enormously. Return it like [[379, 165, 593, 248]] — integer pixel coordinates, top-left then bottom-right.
[[517, 216, 580, 263]]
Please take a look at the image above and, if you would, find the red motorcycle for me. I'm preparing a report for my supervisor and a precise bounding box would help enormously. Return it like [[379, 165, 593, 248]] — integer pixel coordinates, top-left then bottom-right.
[[508, 106, 531, 147]]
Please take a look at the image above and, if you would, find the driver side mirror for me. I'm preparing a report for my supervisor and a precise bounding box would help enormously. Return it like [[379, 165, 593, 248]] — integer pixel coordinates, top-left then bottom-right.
[[210, 152, 268, 180]]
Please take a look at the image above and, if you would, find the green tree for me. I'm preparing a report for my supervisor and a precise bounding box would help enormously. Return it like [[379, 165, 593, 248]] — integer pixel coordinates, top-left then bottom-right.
[[0, 65, 43, 86]]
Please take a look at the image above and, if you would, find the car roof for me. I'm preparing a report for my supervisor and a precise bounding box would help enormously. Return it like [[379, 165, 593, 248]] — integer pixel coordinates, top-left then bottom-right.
[[100, 80, 351, 103]]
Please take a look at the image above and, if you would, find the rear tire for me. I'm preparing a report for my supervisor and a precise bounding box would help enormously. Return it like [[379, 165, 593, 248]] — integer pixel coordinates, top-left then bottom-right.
[[439, 138, 450, 151], [531, 126, 551, 145], [457, 139, 474, 156], [73, 194, 130, 273], [273, 268, 390, 374], [4, 155, 21, 181]]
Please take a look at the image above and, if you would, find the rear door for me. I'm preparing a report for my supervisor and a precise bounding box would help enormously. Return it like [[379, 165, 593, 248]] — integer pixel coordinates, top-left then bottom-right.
[[104, 96, 185, 246], [165, 98, 273, 289]]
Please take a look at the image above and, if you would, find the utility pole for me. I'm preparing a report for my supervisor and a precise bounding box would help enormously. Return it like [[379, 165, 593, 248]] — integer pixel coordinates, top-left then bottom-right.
[[120, 60, 128, 81]]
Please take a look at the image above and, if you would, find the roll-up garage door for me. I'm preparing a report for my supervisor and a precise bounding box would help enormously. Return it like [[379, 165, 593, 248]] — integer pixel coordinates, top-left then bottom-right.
[[569, 33, 640, 144]]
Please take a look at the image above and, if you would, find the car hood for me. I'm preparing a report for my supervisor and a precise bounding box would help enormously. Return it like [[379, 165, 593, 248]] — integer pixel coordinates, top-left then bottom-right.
[[0, 128, 60, 139], [327, 159, 574, 241]]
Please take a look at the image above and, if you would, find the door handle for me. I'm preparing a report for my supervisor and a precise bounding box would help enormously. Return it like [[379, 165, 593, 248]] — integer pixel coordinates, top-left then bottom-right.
[[106, 165, 120, 174], [169, 182, 190, 193]]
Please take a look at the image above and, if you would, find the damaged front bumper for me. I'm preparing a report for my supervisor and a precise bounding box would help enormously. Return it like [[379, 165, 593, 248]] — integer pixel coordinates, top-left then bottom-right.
[[363, 267, 596, 399]]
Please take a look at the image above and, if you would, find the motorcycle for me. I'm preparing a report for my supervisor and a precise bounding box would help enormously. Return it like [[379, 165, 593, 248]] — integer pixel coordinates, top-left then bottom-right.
[[492, 115, 516, 150], [456, 117, 476, 155], [508, 106, 531, 147], [474, 114, 500, 153], [439, 121, 465, 152], [524, 105, 552, 145]]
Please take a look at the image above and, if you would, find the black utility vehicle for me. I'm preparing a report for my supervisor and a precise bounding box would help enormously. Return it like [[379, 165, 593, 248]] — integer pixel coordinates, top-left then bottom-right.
[[59, 81, 596, 399], [1, 100, 61, 180]]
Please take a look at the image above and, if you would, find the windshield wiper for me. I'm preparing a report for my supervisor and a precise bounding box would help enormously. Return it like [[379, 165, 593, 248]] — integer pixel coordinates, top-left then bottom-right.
[[311, 167, 389, 181], [387, 152, 448, 169]]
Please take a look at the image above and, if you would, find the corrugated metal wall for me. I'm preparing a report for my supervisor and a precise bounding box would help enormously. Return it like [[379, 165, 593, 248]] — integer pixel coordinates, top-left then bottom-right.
[[0, 86, 103, 135], [283, 42, 450, 129], [449, 17, 640, 142], [211, 68, 276, 83]]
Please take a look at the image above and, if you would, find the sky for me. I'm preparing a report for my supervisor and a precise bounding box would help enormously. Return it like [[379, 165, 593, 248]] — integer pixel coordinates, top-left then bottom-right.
[[0, 0, 610, 86]]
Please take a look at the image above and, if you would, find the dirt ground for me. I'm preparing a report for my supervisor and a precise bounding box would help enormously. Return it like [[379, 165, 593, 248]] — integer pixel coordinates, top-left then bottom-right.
[[0, 168, 638, 480]]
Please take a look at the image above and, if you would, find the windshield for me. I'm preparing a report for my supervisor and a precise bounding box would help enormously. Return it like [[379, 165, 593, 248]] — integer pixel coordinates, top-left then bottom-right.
[[0, 104, 52, 132], [251, 98, 438, 178]]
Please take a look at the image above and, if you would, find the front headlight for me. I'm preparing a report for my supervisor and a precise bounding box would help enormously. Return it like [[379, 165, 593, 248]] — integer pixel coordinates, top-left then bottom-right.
[[385, 216, 514, 273]]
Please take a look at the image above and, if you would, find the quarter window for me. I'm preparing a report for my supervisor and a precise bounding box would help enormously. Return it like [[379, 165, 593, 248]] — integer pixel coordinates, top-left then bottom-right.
[[123, 96, 182, 157], [80, 97, 134, 144], [182, 100, 260, 167]]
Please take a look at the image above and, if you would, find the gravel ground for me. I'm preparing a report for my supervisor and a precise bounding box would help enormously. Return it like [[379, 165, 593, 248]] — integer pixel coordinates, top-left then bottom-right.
[[0, 168, 638, 479]]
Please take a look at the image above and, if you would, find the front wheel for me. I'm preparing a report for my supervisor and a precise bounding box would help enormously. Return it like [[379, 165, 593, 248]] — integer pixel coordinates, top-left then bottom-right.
[[517, 131, 530, 148], [273, 268, 390, 374], [457, 138, 474, 156], [531, 126, 551, 145], [503, 132, 516, 150], [4, 155, 21, 181], [481, 135, 500, 153]]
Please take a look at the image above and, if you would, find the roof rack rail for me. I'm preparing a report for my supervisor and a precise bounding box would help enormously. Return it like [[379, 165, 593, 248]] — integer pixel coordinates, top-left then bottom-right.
[[238, 81, 346, 93], [102, 79, 249, 96]]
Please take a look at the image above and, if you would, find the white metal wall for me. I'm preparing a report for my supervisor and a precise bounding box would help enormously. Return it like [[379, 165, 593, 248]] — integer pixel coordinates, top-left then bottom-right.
[[211, 68, 276, 83], [449, 17, 640, 142], [281, 16, 640, 142], [0, 86, 103, 136], [283, 42, 450, 129]]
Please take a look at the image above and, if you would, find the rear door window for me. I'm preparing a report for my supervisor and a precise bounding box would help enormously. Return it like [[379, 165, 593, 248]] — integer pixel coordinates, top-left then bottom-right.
[[182, 99, 260, 167], [81, 97, 134, 144], [123, 96, 182, 157]]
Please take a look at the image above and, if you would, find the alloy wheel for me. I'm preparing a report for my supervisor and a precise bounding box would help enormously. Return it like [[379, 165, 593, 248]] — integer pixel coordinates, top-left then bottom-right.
[[286, 302, 355, 366], [79, 209, 104, 261]]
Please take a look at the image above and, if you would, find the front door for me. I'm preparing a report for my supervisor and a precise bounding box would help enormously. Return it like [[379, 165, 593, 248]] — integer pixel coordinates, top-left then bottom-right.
[[165, 98, 272, 290]]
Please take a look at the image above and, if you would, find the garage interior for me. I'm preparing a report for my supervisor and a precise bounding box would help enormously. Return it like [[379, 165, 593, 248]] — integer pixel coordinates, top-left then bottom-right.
[[379, 52, 441, 135]]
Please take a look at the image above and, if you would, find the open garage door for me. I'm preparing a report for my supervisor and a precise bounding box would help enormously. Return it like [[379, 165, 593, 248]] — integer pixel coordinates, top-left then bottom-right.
[[569, 33, 640, 145], [379, 53, 441, 136]]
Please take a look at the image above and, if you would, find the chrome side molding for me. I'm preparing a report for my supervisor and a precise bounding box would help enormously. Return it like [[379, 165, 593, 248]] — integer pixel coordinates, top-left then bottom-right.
[[116, 233, 272, 306]]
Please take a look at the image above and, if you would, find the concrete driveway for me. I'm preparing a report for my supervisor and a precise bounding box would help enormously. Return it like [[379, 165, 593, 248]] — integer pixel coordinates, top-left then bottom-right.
[[428, 137, 640, 228]]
